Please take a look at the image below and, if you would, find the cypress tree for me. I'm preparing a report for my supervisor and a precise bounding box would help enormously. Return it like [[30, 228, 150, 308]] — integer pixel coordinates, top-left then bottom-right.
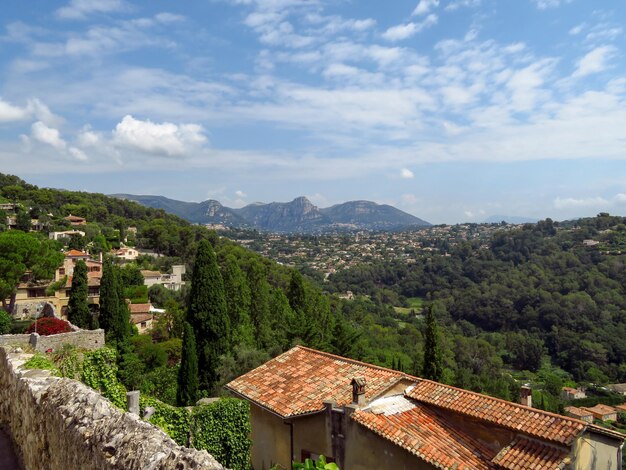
[[67, 260, 91, 329], [222, 255, 254, 347], [246, 260, 272, 350], [422, 305, 443, 382], [98, 258, 119, 336], [287, 270, 306, 313], [99, 258, 131, 347], [187, 240, 230, 393], [177, 322, 199, 406]]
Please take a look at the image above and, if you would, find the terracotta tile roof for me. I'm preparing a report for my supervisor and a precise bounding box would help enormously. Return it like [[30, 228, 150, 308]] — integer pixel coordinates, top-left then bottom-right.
[[225, 345, 404, 418], [129, 303, 152, 314], [491, 437, 568, 470], [141, 270, 162, 278], [406, 380, 585, 445], [564, 406, 593, 418], [614, 404, 626, 413], [353, 400, 495, 470], [65, 249, 89, 257], [583, 404, 618, 417], [130, 313, 153, 324]]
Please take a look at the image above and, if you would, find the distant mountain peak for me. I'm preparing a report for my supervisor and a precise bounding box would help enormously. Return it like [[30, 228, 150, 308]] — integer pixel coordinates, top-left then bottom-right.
[[113, 193, 431, 233]]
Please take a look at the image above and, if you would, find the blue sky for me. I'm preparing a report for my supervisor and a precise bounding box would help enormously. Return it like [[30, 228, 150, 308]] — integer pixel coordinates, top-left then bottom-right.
[[1, 0, 625, 223]]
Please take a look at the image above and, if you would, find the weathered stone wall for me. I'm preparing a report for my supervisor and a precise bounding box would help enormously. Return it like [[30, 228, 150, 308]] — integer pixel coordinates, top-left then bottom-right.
[[0, 334, 31, 349], [0, 330, 105, 352], [0, 347, 226, 470], [30, 329, 104, 352]]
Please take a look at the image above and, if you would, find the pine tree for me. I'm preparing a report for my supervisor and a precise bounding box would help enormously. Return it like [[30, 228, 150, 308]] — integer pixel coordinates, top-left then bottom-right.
[[222, 255, 254, 347], [67, 260, 91, 328], [177, 322, 199, 406], [422, 305, 443, 382], [187, 240, 230, 393]]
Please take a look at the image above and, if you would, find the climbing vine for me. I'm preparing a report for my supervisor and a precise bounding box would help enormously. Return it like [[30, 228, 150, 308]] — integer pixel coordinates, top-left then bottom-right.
[[192, 398, 252, 470], [81, 347, 127, 409], [140, 395, 191, 446]]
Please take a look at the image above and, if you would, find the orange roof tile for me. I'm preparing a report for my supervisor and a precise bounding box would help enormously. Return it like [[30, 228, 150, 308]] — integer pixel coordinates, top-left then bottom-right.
[[564, 406, 593, 418], [225, 346, 404, 418], [491, 437, 568, 470], [130, 313, 153, 324], [353, 401, 495, 470], [405, 380, 585, 445], [65, 249, 89, 257], [583, 404, 618, 416], [129, 303, 152, 314]]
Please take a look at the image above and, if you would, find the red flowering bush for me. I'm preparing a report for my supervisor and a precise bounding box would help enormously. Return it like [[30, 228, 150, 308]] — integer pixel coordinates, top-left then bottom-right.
[[26, 317, 73, 336]]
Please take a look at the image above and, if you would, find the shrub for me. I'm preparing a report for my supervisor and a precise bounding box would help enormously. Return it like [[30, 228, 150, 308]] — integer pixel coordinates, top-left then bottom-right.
[[0, 310, 12, 334], [26, 317, 73, 336], [23, 353, 59, 375]]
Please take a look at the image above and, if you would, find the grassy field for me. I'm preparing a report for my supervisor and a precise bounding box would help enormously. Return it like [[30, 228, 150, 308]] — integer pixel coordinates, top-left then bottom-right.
[[393, 297, 424, 315]]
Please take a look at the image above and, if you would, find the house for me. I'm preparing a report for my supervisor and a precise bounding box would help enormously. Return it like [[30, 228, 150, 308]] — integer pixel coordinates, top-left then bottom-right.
[[226, 346, 625, 470], [64, 214, 87, 226], [562, 386, 587, 400], [614, 404, 626, 414], [128, 303, 157, 333], [49, 230, 86, 241], [11, 250, 101, 320], [141, 265, 185, 291], [113, 246, 140, 261], [583, 404, 619, 422], [608, 383, 626, 396], [565, 406, 594, 423]]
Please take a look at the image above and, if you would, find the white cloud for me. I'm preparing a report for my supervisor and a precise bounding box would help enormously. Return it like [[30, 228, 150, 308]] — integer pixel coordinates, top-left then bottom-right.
[[69, 147, 88, 161], [0, 98, 59, 125], [382, 15, 437, 42], [614, 193, 626, 204], [31, 121, 67, 150], [573, 45, 616, 78], [56, 0, 130, 20], [413, 0, 439, 16], [235, 190, 247, 198], [553, 196, 609, 209], [445, 0, 481, 11], [531, 0, 572, 10], [569, 23, 585, 35], [112, 115, 208, 157], [400, 168, 415, 179], [0, 98, 30, 122]]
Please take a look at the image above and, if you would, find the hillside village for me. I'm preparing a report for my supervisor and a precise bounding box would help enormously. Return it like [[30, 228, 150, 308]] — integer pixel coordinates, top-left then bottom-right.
[[0, 176, 625, 470]]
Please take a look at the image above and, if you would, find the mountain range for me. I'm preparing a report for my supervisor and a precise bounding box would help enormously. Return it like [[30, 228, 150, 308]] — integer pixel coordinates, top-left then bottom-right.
[[113, 194, 431, 233]]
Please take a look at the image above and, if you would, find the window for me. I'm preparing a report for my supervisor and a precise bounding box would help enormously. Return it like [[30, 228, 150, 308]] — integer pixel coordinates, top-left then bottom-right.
[[59, 268, 65, 275], [27, 289, 46, 298]]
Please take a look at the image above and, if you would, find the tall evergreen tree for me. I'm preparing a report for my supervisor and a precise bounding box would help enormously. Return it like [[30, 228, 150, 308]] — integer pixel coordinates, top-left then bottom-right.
[[177, 322, 199, 406], [246, 260, 272, 350], [222, 255, 254, 347], [287, 270, 306, 313], [99, 258, 131, 346], [67, 260, 91, 328], [422, 305, 443, 382], [187, 240, 230, 392]]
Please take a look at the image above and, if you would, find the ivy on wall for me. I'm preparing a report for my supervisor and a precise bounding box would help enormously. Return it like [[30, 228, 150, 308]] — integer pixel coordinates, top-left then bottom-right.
[[81, 347, 127, 409], [139, 396, 191, 446]]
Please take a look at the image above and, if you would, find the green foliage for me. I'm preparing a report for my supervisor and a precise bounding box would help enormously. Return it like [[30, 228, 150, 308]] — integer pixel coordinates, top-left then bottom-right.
[[44, 275, 67, 296], [187, 240, 230, 393], [192, 398, 252, 470], [0, 309, 11, 334], [246, 260, 273, 349], [23, 353, 59, 375], [177, 322, 199, 406], [67, 260, 91, 328], [140, 365, 179, 405], [123, 285, 149, 304], [52, 344, 83, 379], [99, 258, 131, 346], [151, 300, 185, 341], [81, 348, 127, 409], [140, 395, 191, 446], [217, 344, 270, 390], [0, 231, 63, 311], [292, 455, 339, 470], [222, 255, 254, 347], [119, 264, 145, 286], [422, 305, 443, 382]]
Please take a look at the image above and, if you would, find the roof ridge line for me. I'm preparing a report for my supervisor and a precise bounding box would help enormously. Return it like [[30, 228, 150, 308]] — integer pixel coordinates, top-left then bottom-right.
[[294, 345, 409, 377], [413, 378, 586, 426]]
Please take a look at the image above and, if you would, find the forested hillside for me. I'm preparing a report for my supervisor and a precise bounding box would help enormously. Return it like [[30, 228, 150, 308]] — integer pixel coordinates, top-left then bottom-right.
[[329, 216, 626, 386]]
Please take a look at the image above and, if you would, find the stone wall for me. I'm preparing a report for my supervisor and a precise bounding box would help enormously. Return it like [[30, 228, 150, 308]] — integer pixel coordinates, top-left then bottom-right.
[[30, 329, 104, 352], [0, 346, 226, 470], [0, 330, 105, 352]]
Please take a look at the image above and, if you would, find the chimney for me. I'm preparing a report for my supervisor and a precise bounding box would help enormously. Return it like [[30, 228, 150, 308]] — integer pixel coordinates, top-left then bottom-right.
[[351, 377, 367, 406], [520, 386, 532, 407]]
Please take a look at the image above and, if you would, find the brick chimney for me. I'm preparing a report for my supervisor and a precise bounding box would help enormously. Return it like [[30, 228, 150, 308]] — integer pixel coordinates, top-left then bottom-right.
[[520, 386, 532, 407], [351, 377, 366, 406]]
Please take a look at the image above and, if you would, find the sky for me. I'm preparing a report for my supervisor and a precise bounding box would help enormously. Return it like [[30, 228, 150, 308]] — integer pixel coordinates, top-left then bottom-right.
[[1, 0, 625, 224]]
